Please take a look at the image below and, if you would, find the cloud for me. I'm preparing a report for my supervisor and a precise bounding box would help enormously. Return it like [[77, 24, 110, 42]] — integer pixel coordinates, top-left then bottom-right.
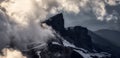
[[1, 0, 119, 21], [0, 48, 27, 58], [0, 0, 120, 50]]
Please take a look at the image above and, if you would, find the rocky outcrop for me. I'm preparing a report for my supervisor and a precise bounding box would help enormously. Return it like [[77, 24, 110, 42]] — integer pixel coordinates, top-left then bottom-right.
[[43, 13, 93, 51], [66, 26, 92, 51], [43, 13, 65, 33], [22, 13, 111, 58]]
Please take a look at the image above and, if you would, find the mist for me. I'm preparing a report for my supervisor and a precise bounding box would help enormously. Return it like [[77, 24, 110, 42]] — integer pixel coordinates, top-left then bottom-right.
[[0, 0, 120, 52]]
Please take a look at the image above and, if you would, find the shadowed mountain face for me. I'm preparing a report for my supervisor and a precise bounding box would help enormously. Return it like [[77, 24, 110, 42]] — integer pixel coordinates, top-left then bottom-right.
[[95, 29, 120, 47], [41, 13, 112, 58], [94, 29, 120, 58], [42, 13, 65, 32], [2, 13, 114, 58], [43, 13, 93, 51], [88, 31, 120, 58]]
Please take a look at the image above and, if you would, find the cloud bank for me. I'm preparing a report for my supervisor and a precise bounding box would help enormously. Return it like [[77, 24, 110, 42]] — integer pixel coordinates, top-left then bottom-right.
[[0, 0, 119, 51]]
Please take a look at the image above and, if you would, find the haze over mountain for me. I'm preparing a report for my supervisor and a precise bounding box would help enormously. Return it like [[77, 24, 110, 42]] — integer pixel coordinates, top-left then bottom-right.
[[0, 0, 120, 58], [89, 30, 120, 58], [95, 29, 120, 47], [0, 13, 114, 58]]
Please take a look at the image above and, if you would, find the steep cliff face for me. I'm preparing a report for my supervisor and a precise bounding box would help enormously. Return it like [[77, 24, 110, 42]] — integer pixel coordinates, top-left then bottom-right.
[[4, 13, 111, 58], [42, 13, 65, 33], [41, 13, 111, 58], [66, 26, 93, 51], [44, 13, 93, 51]]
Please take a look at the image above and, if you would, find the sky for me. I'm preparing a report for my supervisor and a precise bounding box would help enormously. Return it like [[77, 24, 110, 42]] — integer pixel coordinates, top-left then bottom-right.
[[0, 0, 120, 51], [63, 8, 120, 31], [0, 0, 120, 31], [0, 0, 120, 58], [63, 1, 120, 31]]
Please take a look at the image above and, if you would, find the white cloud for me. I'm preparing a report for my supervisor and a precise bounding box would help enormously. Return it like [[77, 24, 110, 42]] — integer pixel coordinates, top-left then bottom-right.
[[0, 0, 119, 50]]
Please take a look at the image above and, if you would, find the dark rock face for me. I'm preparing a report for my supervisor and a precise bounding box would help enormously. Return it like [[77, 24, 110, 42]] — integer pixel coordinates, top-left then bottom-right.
[[66, 26, 92, 51], [24, 41, 73, 58], [43, 13, 65, 33], [43, 13, 93, 51], [23, 13, 112, 58], [71, 51, 83, 58], [42, 42, 72, 58]]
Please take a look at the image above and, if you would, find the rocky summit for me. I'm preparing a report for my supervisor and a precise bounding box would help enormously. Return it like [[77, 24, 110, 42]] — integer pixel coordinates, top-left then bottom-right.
[[20, 13, 112, 58]]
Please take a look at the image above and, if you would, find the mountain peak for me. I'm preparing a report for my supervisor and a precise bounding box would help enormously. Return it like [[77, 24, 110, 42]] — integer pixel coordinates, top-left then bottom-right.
[[43, 13, 65, 32]]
